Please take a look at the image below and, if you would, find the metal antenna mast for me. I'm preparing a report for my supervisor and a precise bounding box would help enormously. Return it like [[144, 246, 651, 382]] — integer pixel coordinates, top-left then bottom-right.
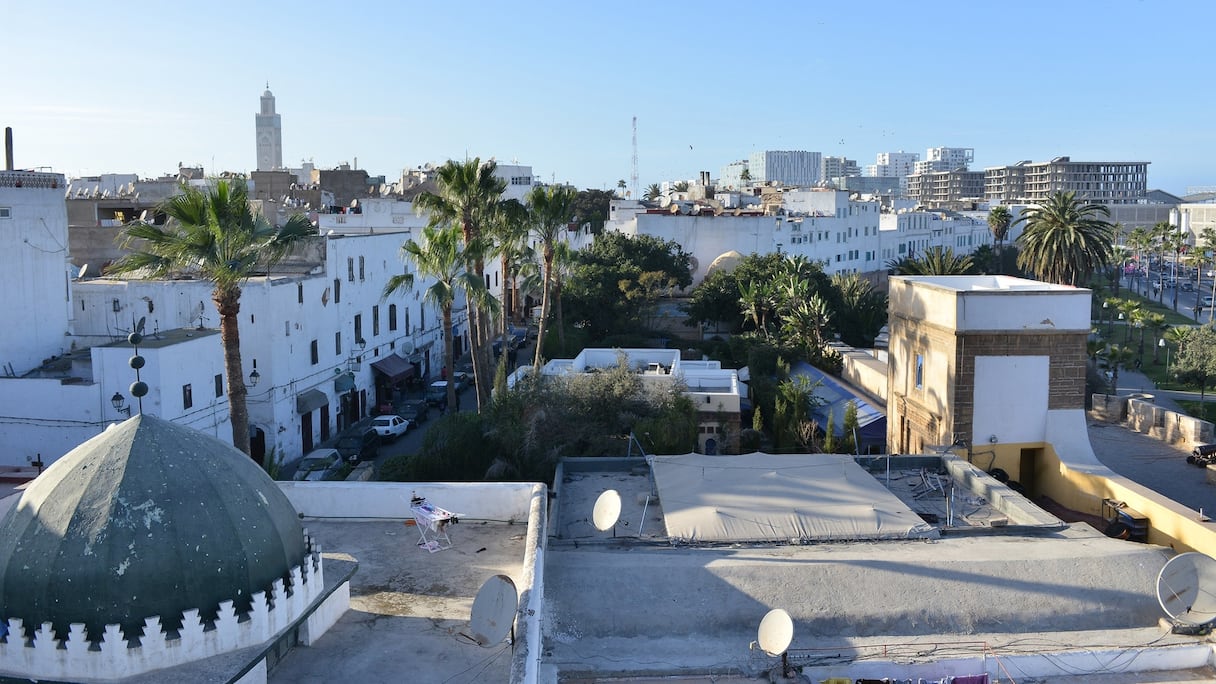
[[631, 116, 639, 200]]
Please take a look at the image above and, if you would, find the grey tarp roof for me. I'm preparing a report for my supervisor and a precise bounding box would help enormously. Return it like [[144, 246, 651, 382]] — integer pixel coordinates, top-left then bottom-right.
[[649, 452, 937, 543]]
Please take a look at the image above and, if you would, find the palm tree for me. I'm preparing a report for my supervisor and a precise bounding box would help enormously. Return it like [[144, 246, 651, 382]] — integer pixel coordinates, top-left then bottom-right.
[[108, 179, 315, 456], [740, 168, 752, 185], [383, 225, 484, 412], [1015, 191, 1115, 286], [549, 241, 576, 353], [1126, 226, 1151, 294], [1102, 344, 1136, 395], [643, 183, 662, 202], [616, 179, 627, 197], [887, 245, 976, 275], [487, 198, 529, 335], [987, 205, 1012, 268], [414, 159, 506, 409], [525, 184, 578, 368]]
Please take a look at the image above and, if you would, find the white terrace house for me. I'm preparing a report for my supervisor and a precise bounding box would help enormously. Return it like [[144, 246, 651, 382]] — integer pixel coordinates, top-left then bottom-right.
[[527, 348, 746, 454], [71, 223, 480, 464], [599, 190, 997, 287]]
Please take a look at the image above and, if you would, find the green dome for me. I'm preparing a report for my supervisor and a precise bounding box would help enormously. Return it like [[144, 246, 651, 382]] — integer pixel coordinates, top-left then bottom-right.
[[0, 415, 306, 641]]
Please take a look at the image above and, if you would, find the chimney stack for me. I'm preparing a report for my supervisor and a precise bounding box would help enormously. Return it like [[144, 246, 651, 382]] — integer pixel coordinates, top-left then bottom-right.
[[4, 127, 12, 171]]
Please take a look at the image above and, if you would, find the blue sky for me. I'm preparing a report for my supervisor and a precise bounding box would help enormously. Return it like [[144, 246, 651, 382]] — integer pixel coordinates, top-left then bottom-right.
[[5, 0, 1214, 194]]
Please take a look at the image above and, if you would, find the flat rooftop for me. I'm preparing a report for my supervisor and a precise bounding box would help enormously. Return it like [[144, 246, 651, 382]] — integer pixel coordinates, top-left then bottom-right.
[[269, 519, 527, 684], [545, 455, 1212, 682]]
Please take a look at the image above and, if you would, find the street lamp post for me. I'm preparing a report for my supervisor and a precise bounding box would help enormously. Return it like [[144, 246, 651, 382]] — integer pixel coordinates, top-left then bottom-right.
[[1103, 301, 1111, 335], [1160, 338, 1170, 377]]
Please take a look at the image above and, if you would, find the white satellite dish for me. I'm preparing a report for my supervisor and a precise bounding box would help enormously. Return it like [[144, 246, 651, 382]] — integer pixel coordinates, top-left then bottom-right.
[[757, 608, 794, 657], [468, 574, 518, 647], [592, 489, 621, 532], [1157, 552, 1216, 627], [77, 263, 90, 280]]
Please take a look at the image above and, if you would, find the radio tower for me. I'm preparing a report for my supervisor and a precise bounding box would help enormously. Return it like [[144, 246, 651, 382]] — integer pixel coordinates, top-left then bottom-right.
[[630, 116, 639, 200]]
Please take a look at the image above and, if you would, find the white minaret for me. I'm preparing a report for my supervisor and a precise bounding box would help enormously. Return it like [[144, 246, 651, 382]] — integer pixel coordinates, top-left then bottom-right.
[[255, 84, 283, 171]]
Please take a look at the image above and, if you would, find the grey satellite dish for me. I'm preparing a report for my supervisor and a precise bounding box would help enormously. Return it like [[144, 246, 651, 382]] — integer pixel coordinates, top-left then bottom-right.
[[757, 608, 794, 657], [757, 608, 794, 677], [401, 340, 415, 355], [592, 489, 621, 533], [468, 574, 518, 647], [1157, 552, 1216, 628]]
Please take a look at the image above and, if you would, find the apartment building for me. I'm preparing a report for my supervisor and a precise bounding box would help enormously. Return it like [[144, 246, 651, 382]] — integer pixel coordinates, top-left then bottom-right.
[[748, 150, 822, 187], [905, 169, 986, 209], [985, 157, 1149, 205]]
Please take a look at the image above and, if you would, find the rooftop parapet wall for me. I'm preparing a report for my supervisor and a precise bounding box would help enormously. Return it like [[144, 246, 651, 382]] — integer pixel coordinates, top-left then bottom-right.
[[0, 547, 325, 682], [0, 171, 63, 189], [890, 276, 1091, 332]]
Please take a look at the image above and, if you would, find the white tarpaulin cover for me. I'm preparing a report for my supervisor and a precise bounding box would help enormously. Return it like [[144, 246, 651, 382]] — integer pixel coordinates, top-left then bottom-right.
[[650, 452, 938, 543]]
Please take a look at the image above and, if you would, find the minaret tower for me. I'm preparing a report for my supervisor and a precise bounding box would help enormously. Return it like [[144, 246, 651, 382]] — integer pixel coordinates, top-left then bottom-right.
[[255, 84, 283, 171]]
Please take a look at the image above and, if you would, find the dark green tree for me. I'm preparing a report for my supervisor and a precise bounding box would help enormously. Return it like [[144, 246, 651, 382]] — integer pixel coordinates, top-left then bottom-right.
[[571, 188, 615, 235], [1015, 191, 1115, 286], [563, 232, 692, 338], [887, 246, 977, 275]]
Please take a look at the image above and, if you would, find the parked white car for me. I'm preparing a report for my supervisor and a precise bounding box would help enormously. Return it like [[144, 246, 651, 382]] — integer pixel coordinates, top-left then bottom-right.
[[371, 415, 410, 441], [293, 449, 344, 481]]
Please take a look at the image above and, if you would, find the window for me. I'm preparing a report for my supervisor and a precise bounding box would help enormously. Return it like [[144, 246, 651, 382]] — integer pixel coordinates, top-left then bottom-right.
[[359, 256, 365, 281], [389, 304, 398, 332], [347, 257, 355, 282], [354, 314, 362, 344], [298, 283, 304, 304], [182, 384, 193, 410], [372, 305, 380, 336], [405, 308, 411, 332], [214, 374, 223, 398], [0, 207, 10, 219], [333, 278, 341, 303], [310, 340, 319, 365], [915, 354, 924, 389], [419, 305, 425, 331], [335, 332, 342, 356]]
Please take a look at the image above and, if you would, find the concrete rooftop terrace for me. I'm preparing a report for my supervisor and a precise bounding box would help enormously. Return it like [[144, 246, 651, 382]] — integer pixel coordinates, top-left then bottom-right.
[[545, 456, 1216, 682]]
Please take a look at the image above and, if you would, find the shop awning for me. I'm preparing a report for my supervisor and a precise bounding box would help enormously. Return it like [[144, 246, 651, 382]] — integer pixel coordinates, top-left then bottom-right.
[[296, 389, 328, 414], [371, 353, 415, 384], [334, 373, 355, 393]]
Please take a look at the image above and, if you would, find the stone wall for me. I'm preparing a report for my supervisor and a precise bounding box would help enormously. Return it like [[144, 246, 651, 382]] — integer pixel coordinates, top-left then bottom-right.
[[1090, 393, 1215, 448]]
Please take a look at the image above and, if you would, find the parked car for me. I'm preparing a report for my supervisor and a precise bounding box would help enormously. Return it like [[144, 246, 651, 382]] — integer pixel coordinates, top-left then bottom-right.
[[507, 324, 530, 345], [371, 414, 410, 441], [1203, 296, 1214, 308], [293, 448, 344, 481], [1181, 281, 1195, 292], [399, 399, 430, 426], [426, 381, 452, 406], [335, 428, 381, 463]]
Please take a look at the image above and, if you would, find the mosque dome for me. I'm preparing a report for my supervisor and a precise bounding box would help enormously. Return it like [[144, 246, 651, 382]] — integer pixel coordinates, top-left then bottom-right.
[[705, 250, 745, 278], [0, 415, 306, 640]]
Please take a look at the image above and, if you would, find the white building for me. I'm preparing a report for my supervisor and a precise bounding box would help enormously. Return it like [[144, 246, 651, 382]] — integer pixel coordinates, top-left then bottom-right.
[[821, 155, 859, 182], [865, 151, 919, 178], [718, 160, 749, 190], [0, 170, 73, 377], [913, 146, 974, 174], [527, 347, 746, 454], [748, 150, 821, 187]]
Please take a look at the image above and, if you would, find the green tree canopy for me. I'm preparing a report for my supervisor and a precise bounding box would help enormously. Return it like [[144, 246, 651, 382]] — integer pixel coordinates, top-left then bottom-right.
[[1015, 191, 1115, 286], [571, 188, 615, 235], [563, 232, 692, 338], [887, 245, 977, 275]]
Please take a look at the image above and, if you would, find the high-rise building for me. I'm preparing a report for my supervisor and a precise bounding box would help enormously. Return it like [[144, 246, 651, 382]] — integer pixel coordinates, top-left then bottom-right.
[[984, 157, 1149, 205], [255, 86, 283, 172], [865, 151, 919, 178], [748, 150, 821, 187], [905, 169, 985, 209], [821, 156, 860, 183], [913, 147, 974, 174]]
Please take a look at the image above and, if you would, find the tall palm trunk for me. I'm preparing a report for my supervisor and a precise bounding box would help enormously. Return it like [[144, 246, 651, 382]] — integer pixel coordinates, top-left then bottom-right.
[[442, 305, 457, 410], [554, 274, 566, 352], [215, 286, 251, 456], [534, 245, 554, 369]]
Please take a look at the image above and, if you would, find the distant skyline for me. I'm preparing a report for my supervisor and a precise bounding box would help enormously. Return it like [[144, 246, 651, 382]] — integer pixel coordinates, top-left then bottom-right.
[[6, 1, 1215, 195]]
